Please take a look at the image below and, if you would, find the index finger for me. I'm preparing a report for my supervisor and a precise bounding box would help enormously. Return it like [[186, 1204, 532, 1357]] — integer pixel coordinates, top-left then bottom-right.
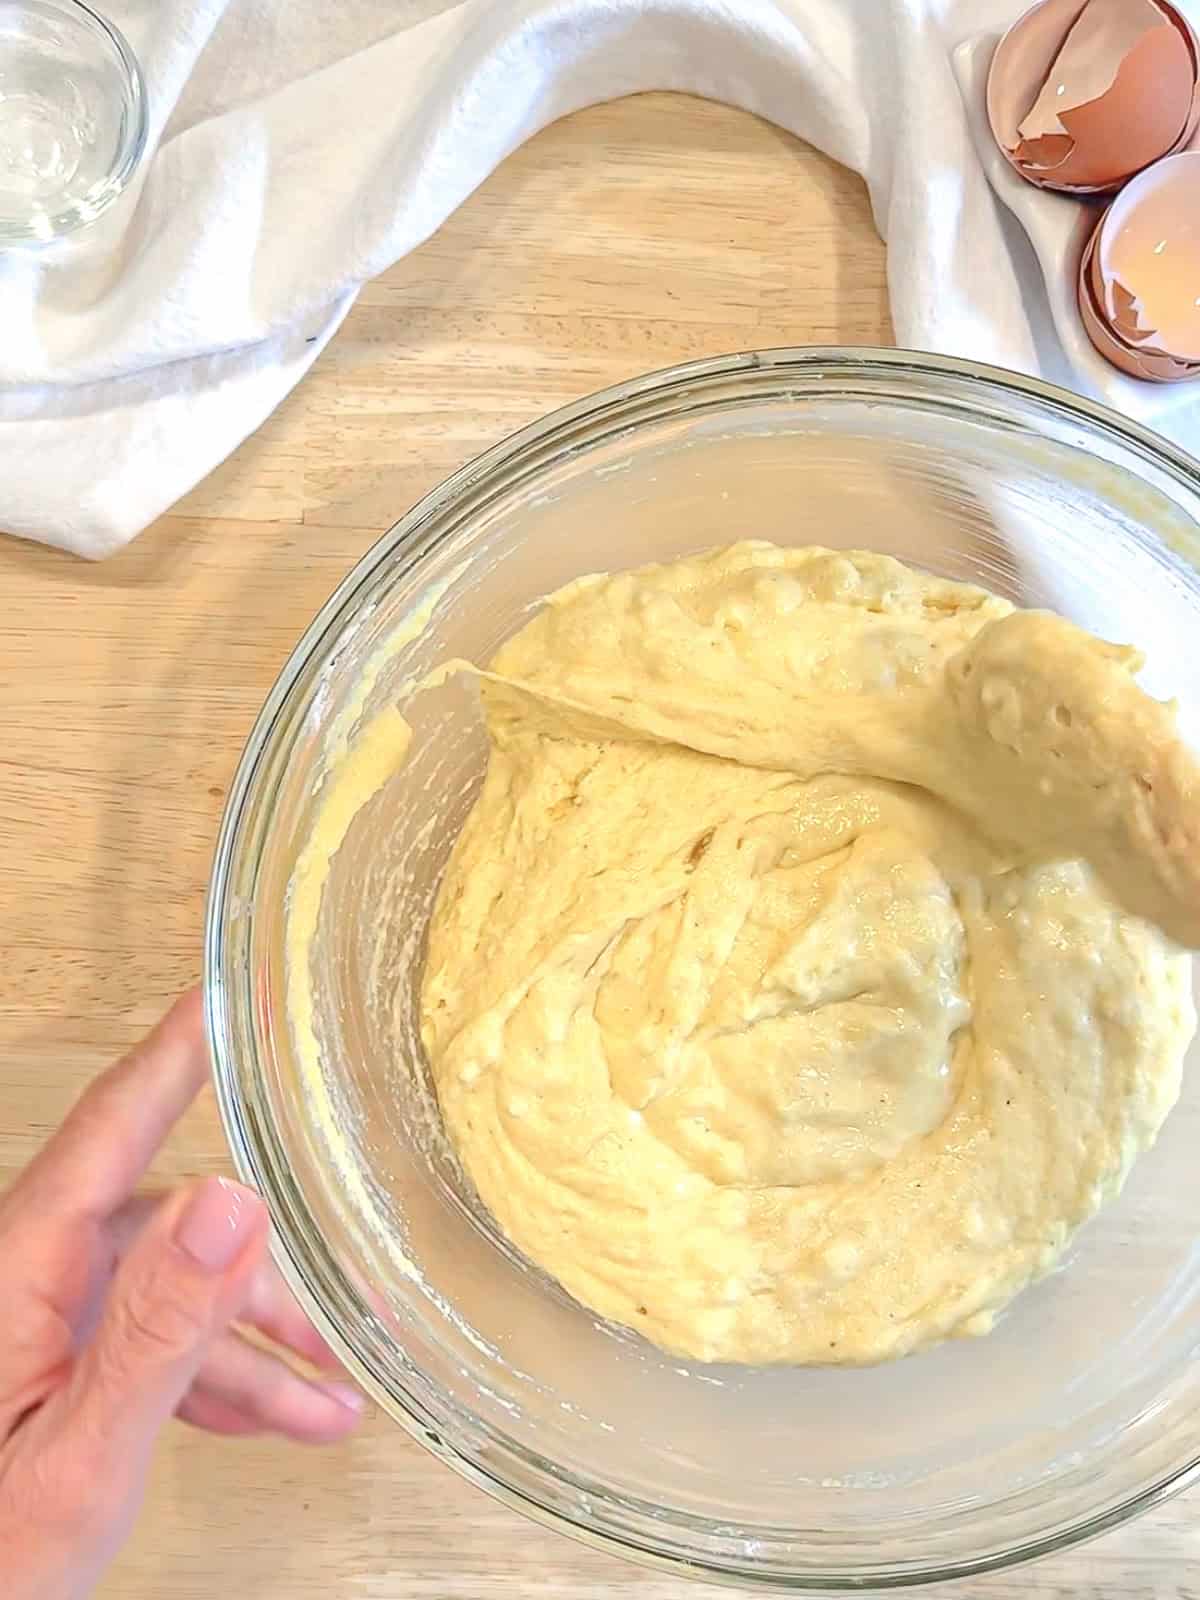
[[12, 989, 211, 1222]]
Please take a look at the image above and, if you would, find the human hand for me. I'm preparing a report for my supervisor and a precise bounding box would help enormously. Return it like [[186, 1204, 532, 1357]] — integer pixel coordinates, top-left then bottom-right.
[[0, 990, 364, 1600]]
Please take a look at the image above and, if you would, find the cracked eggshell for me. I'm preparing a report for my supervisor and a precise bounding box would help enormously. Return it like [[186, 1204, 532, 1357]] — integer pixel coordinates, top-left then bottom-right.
[[1078, 240, 1197, 380], [1077, 170, 1200, 382], [1097, 149, 1200, 362], [987, 0, 1200, 194]]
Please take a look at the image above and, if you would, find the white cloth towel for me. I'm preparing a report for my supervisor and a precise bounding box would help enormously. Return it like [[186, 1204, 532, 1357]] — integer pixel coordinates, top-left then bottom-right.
[[3, 0, 1197, 558]]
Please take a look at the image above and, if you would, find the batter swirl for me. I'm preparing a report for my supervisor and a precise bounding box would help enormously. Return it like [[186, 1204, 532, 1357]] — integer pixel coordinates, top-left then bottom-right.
[[420, 545, 1197, 1364]]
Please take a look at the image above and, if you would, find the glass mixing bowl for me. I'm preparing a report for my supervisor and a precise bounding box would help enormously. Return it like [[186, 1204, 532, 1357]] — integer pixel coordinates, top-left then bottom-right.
[[206, 348, 1200, 1590]]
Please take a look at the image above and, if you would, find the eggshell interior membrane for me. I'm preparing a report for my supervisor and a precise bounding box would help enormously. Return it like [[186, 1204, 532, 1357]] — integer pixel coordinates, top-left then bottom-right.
[[987, 0, 1200, 193], [1079, 214, 1200, 381], [1097, 151, 1200, 363]]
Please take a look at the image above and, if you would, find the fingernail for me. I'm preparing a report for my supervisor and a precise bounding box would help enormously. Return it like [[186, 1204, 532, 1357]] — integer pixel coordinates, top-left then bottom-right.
[[175, 1177, 262, 1273], [320, 1381, 366, 1414]]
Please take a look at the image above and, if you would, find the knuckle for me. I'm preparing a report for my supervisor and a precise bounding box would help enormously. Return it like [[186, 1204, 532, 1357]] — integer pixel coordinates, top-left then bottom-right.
[[114, 1263, 209, 1363]]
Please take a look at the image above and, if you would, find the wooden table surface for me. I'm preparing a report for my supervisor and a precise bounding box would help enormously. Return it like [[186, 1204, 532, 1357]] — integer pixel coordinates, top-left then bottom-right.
[[1, 92, 1196, 1599]]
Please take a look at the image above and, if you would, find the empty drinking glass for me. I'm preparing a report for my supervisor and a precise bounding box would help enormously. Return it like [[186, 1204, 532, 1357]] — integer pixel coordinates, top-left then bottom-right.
[[0, 0, 146, 245]]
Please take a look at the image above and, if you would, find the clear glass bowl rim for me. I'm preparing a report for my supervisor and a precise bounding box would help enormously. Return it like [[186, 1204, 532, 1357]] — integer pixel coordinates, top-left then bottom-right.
[[204, 345, 1200, 1591], [0, 0, 148, 244]]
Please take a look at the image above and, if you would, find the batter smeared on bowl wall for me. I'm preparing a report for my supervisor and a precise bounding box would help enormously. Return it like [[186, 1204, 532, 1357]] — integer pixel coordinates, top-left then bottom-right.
[[420, 544, 1197, 1365]]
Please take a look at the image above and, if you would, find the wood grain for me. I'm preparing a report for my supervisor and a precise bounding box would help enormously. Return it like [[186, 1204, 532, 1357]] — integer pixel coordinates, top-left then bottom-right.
[[0, 91, 1194, 1598]]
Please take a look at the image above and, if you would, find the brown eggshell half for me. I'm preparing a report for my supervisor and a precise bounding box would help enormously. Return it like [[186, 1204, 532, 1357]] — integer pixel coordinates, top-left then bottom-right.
[[1158, 1, 1200, 149], [987, 0, 1200, 194], [1047, 14, 1194, 188], [1096, 151, 1200, 363], [1078, 219, 1200, 381]]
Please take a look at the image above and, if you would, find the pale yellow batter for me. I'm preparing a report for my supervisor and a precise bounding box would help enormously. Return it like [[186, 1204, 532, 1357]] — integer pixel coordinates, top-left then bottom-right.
[[416, 544, 1199, 1365]]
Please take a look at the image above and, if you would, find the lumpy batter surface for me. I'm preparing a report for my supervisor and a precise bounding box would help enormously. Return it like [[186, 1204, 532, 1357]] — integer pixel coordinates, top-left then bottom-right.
[[420, 545, 1199, 1364]]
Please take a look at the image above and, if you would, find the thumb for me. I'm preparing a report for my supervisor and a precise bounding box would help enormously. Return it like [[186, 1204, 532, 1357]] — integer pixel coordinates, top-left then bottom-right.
[[56, 1179, 268, 1490]]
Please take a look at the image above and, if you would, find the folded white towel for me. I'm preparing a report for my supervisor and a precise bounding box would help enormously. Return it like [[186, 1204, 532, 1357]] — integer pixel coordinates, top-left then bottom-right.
[[2, 0, 1195, 558]]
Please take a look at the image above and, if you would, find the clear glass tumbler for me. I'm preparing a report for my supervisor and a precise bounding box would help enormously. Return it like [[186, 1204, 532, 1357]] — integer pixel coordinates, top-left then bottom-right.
[[0, 0, 145, 244]]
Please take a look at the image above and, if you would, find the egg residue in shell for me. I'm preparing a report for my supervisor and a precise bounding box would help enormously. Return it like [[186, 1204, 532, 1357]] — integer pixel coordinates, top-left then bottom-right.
[[1078, 151, 1200, 382], [987, 0, 1200, 194]]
